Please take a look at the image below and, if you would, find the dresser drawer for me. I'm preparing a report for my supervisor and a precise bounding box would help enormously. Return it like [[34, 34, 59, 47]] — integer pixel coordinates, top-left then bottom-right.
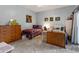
[[0, 25, 21, 43], [47, 31, 65, 48]]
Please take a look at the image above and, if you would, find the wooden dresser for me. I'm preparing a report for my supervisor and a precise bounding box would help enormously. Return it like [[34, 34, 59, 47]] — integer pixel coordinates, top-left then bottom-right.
[[0, 25, 21, 43], [47, 31, 65, 48]]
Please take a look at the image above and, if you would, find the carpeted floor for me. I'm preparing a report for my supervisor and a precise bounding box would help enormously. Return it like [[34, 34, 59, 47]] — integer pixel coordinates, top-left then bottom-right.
[[10, 35, 79, 53]]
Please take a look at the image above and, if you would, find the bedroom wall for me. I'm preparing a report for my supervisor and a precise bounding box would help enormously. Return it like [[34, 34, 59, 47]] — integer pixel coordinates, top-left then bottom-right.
[[36, 6, 76, 28], [0, 5, 36, 30]]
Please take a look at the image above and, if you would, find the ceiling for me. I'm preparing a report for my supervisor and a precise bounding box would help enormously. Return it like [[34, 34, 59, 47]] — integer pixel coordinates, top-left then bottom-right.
[[24, 5, 71, 13]]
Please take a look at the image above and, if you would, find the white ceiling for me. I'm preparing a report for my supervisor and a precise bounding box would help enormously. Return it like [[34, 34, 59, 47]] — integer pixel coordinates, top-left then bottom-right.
[[24, 5, 71, 13]]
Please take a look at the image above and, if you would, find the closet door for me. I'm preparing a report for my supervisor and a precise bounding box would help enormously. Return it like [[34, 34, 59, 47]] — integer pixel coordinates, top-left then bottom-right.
[[72, 11, 78, 44], [65, 20, 72, 36], [76, 11, 79, 44]]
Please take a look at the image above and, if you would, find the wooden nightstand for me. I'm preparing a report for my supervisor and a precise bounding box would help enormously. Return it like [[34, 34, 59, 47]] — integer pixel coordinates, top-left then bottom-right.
[[47, 31, 65, 48], [42, 31, 47, 42]]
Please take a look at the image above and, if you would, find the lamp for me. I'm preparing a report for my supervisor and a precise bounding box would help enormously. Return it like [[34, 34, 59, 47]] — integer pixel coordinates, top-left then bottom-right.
[[10, 19, 14, 22], [9, 19, 18, 25], [43, 23, 50, 31], [43, 26, 47, 31]]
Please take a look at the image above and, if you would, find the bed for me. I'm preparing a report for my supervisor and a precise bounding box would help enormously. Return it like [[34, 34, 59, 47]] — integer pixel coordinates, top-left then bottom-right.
[[22, 25, 42, 39]]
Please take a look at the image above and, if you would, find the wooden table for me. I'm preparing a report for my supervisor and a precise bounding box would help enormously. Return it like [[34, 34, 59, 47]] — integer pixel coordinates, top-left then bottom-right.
[[47, 31, 65, 48], [42, 31, 47, 42]]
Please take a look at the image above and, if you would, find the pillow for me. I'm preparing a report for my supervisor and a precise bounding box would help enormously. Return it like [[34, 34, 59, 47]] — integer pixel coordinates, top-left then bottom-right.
[[33, 25, 42, 29]]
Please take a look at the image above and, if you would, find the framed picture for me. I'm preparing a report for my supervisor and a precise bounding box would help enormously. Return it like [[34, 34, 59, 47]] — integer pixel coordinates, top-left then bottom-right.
[[50, 17, 53, 21], [44, 18, 48, 21], [55, 17, 60, 21], [26, 15, 32, 23]]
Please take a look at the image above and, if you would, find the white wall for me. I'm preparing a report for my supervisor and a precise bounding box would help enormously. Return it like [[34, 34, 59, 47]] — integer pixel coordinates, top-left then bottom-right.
[[36, 6, 76, 28], [0, 5, 76, 30], [0, 6, 36, 30]]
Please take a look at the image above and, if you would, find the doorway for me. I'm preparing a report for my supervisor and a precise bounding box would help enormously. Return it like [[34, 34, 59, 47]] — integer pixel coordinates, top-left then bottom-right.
[[65, 13, 74, 45]]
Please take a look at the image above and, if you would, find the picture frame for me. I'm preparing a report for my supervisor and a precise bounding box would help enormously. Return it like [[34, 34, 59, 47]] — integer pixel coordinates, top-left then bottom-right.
[[55, 17, 60, 21], [50, 17, 53, 21], [26, 15, 32, 23], [44, 18, 48, 21]]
